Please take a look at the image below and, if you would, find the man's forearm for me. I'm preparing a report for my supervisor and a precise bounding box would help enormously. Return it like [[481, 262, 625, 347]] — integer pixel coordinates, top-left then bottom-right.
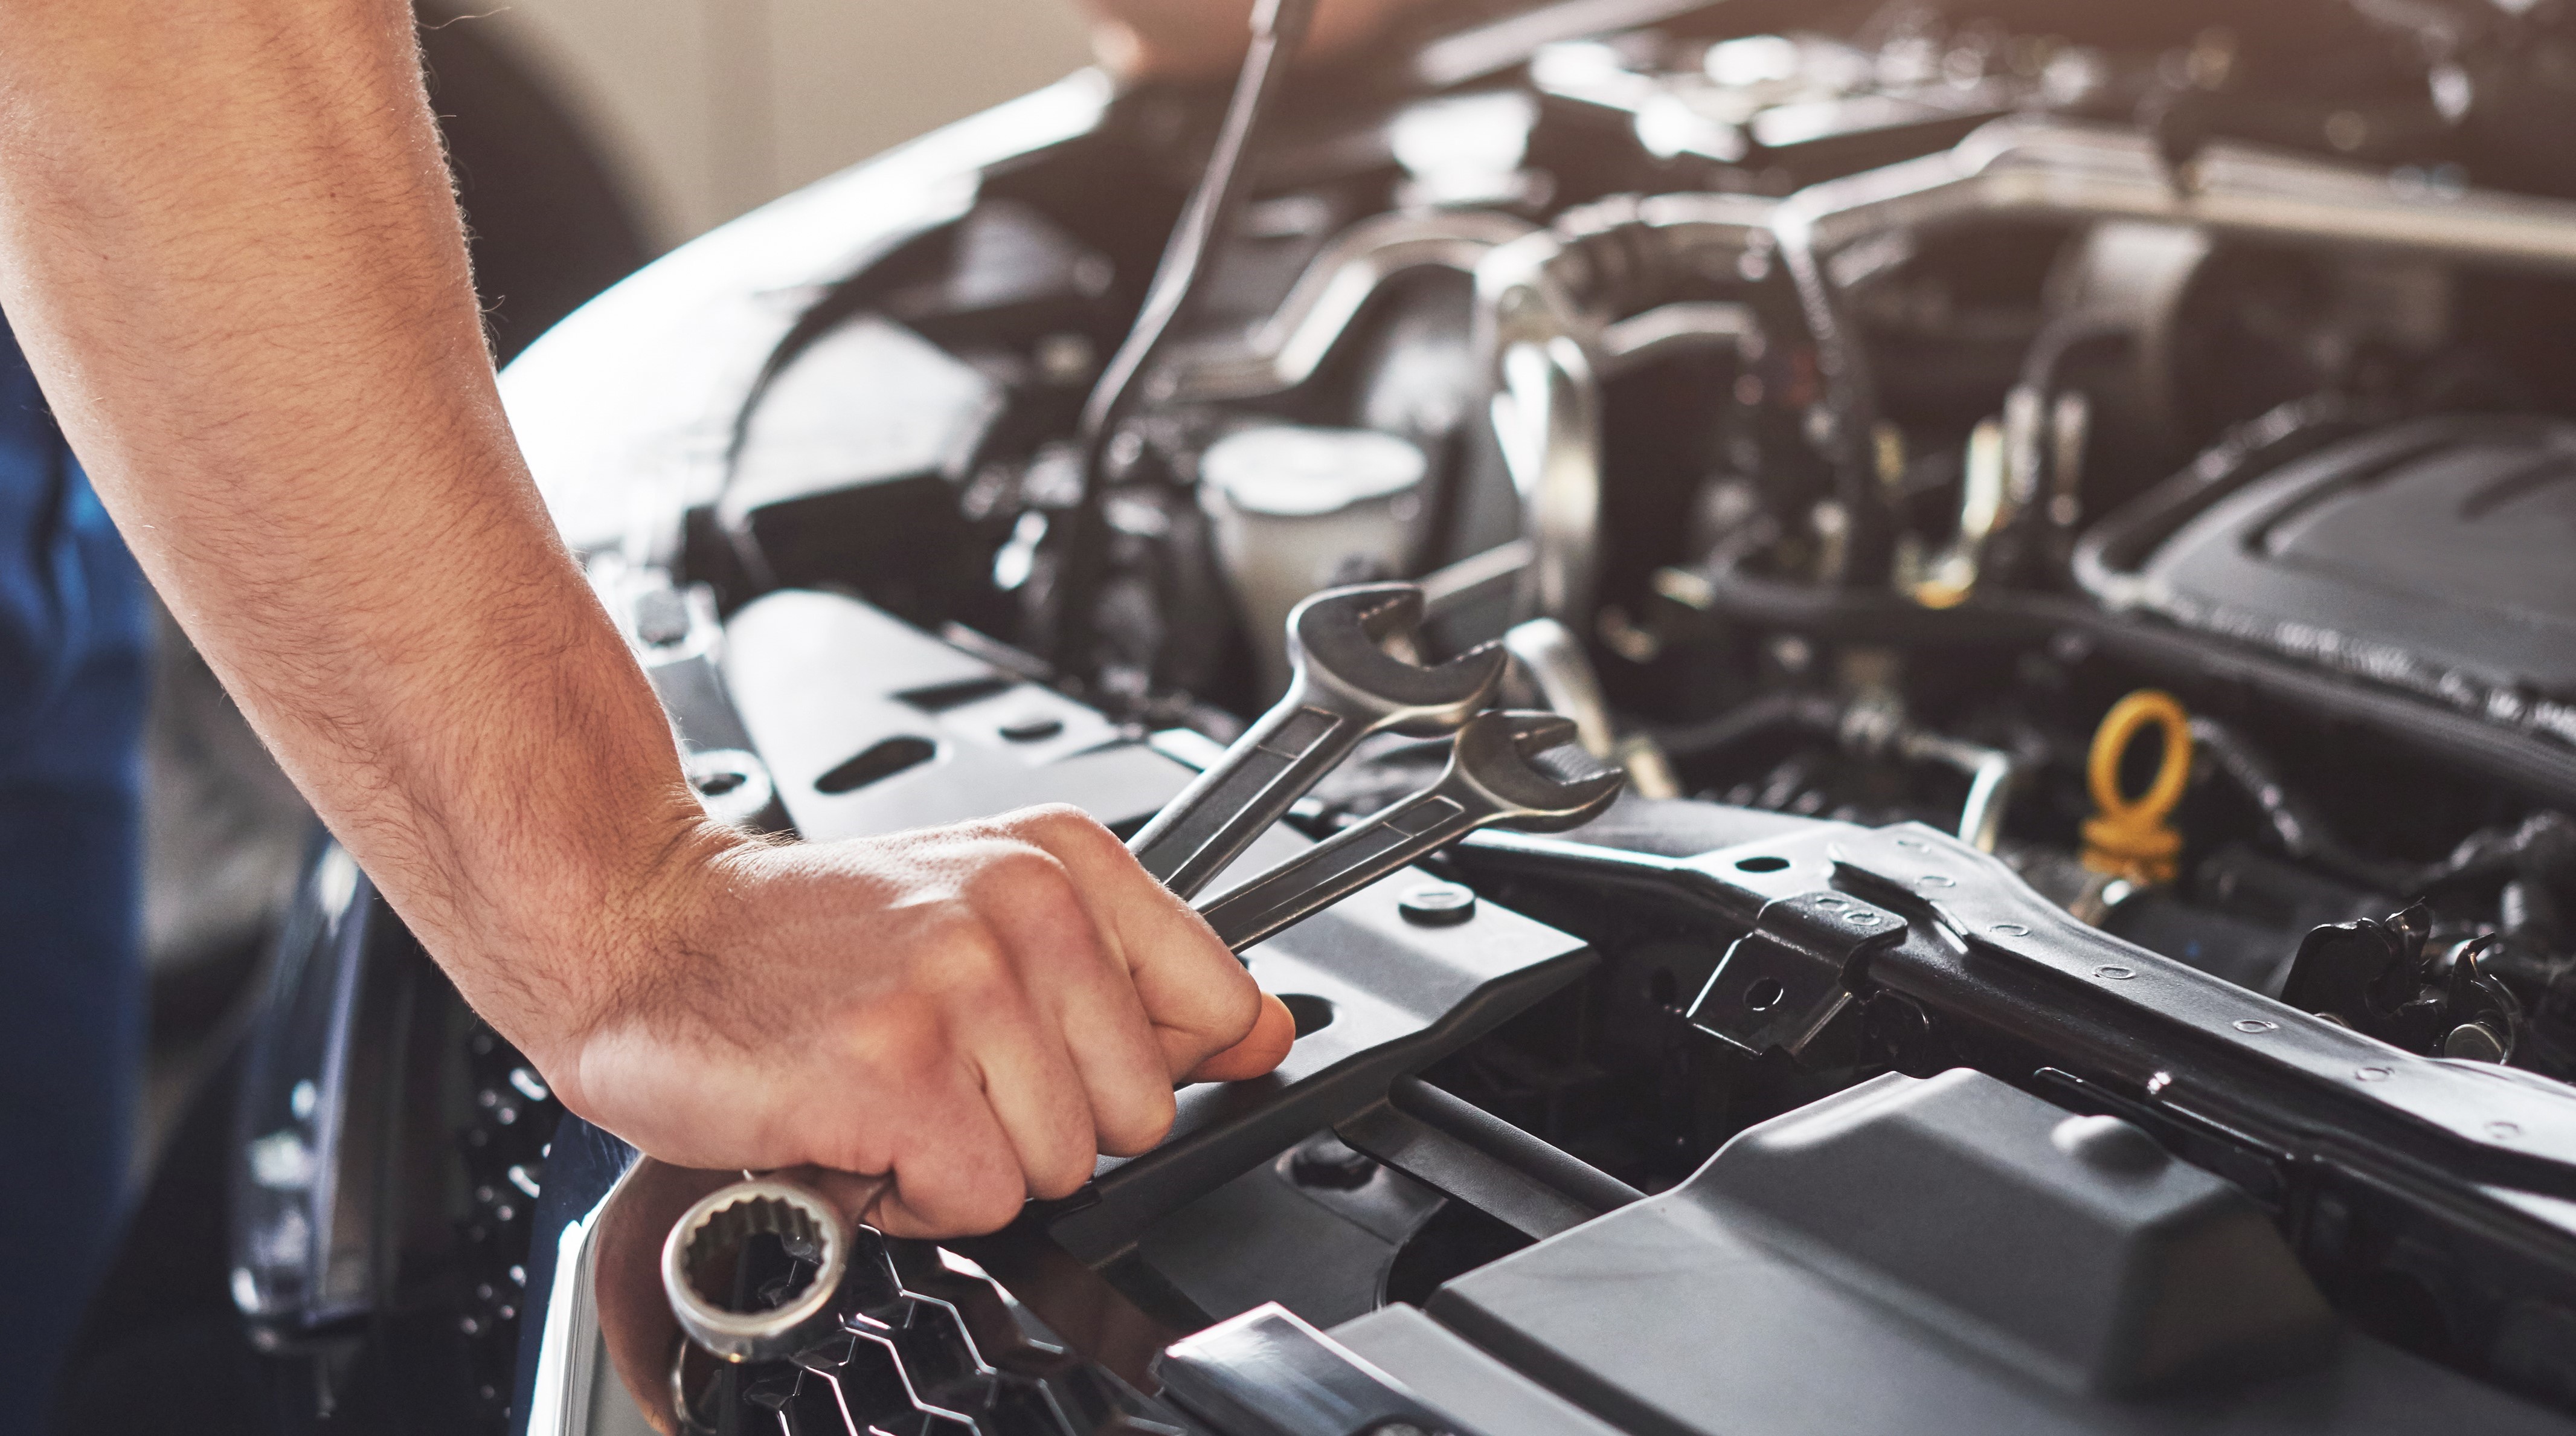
[[0, 0, 693, 1052], [0, 0, 1295, 1231]]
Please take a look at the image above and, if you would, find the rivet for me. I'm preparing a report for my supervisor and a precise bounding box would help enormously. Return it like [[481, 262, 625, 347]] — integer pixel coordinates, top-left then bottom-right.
[[2094, 965, 2135, 980], [1991, 922, 2031, 937], [998, 715, 1065, 743], [2356, 1066, 2393, 1083], [2234, 1019, 2278, 1034]]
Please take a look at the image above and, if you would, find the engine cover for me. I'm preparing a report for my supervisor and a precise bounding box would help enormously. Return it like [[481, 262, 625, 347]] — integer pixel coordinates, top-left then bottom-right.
[[1376, 1069, 2565, 1435], [2136, 416, 2576, 741]]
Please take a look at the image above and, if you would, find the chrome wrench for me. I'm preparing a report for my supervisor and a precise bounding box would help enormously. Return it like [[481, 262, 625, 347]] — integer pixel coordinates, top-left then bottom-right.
[[1198, 710, 1623, 953], [1128, 582, 1506, 901]]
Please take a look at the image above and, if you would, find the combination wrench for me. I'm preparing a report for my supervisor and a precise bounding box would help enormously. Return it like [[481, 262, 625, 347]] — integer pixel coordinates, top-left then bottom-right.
[[1126, 582, 1506, 901], [1195, 709, 1622, 952]]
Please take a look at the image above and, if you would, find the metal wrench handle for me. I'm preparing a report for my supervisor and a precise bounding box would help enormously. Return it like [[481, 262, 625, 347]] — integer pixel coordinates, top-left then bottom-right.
[[1128, 693, 1369, 900], [1128, 584, 1505, 901], [1198, 711, 1622, 952]]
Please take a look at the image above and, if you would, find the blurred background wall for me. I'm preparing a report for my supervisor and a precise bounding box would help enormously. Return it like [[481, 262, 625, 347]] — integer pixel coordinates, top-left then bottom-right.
[[465, 0, 1097, 248]]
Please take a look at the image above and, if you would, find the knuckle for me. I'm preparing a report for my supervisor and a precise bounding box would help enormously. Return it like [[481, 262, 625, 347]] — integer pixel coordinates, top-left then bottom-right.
[[1017, 805, 1128, 864], [1100, 1088, 1177, 1156], [979, 842, 1070, 895], [1017, 802, 1096, 837], [850, 997, 953, 1090], [960, 1174, 1027, 1234], [1026, 1145, 1094, 1202], [926, 910, 1010, 974]]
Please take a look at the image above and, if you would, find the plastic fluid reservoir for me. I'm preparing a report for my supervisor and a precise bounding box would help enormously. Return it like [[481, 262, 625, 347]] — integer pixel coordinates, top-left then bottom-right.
[[1199, 424, 1426, 698]]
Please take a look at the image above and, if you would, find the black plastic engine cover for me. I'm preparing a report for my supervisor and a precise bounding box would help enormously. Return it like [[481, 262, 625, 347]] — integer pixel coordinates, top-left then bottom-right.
[[1398, 1069, 2574, 1436], [2136, 416, 2576, 730]]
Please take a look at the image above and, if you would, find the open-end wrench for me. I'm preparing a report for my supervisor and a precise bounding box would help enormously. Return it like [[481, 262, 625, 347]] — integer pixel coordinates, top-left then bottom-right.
[[1128, 582, 1507, 901], [1197, 710, 1623, 953]]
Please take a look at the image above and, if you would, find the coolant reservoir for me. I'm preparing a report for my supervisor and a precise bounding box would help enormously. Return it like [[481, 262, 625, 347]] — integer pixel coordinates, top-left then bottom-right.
[[1200, 424, 1425, 697]]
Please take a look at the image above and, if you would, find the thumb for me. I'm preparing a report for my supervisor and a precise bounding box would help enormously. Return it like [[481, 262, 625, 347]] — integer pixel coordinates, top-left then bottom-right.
[[1183, 991, 1297, 1083]]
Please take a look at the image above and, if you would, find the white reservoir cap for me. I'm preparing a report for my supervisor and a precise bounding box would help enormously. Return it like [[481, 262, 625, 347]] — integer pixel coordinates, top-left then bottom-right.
[[1201, 425, 1425, 517]]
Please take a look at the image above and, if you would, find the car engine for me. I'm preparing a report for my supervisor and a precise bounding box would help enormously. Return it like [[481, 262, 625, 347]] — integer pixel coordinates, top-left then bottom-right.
[[194, 1, 2576, 1432]]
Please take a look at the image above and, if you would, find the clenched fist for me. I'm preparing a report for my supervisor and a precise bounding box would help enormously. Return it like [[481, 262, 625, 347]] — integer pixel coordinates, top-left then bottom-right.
[[545, 805, 1297, 1237]]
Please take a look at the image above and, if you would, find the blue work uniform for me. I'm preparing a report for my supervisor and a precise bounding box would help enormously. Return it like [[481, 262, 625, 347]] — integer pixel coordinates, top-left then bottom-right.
[[0, 314, 148, 1434]]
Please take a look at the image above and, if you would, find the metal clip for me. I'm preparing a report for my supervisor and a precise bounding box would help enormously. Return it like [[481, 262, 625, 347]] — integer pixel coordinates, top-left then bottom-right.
[[1689, 890, 1904, 1063]]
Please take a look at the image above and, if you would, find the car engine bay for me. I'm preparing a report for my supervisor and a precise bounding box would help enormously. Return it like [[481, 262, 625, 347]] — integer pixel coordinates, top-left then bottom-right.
[[190, 0, 2576, 1431]]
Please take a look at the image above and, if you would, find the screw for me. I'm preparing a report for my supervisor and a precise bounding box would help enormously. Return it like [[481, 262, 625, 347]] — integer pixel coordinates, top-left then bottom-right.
[[1399, 883, 1477, 926]]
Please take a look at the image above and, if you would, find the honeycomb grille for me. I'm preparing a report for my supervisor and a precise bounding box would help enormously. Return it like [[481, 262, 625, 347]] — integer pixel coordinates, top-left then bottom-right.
[[687, 1225, 1192, 1436]]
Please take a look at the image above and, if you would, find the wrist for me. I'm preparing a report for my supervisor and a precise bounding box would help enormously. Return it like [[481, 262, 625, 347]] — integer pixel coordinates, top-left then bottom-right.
[[474, 791, 749, 1096]]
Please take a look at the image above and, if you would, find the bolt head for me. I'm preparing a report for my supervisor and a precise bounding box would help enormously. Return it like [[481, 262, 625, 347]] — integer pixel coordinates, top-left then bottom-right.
[[1399, 882, 1477, 926], [1290, 1134, 1378, 1190], [998, 715, 1065, 743]]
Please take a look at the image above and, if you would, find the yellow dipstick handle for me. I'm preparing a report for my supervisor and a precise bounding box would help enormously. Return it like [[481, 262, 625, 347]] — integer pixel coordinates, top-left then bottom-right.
[[2081, 690, 2193, 884]]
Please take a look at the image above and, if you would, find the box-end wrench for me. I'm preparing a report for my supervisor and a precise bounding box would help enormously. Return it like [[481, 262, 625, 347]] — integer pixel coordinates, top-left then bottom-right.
[[1128, 582, 1506, 901], [1196, 710, 1623, 953]]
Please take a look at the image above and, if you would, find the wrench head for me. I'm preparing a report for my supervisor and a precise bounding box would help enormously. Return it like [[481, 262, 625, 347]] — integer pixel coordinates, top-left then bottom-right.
[[1286, 583, 1508, 735], [1451, 710, 1627, 831]]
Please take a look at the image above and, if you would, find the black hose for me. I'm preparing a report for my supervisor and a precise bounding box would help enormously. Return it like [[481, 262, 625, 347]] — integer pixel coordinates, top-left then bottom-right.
[[1650, 690, 1842, 763], [2015, 310, 2131, 399], [1773, 221, 1893, 584], [2186, 715, 2414, 893], [1047, 0, 1320, 678], [1388, 1077, 1645, 1215], [1665, 561, 2576, 814]]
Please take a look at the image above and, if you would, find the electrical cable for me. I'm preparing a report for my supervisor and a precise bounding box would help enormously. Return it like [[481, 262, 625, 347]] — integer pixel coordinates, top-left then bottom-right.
[[1047, 0, 1322, 681]]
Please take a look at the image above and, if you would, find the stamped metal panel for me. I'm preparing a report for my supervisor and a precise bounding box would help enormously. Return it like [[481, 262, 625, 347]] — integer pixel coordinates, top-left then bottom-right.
[[722, 588, 1192, 839]]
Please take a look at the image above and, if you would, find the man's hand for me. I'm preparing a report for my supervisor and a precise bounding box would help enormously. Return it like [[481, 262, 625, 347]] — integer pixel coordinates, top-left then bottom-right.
[[555, 807, 1296, 1237]]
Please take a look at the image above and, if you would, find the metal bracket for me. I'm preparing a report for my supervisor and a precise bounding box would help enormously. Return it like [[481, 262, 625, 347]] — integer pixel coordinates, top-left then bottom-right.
[[1688, 889, 1903, 1061]]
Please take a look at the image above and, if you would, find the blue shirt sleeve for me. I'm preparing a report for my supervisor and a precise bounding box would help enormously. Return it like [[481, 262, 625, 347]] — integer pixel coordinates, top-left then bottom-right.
[[0, 312, 146, 773]]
